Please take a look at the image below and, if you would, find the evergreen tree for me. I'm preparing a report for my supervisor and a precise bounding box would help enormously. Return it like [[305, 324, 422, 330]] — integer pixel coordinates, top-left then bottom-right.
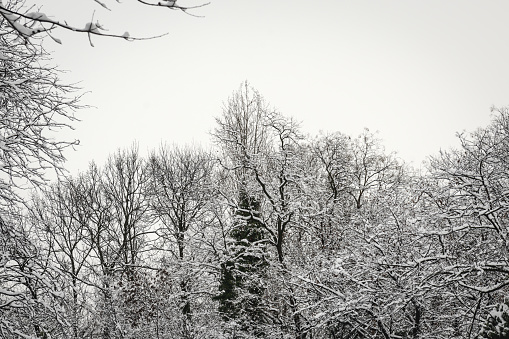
[[214, 191, 269, 338]]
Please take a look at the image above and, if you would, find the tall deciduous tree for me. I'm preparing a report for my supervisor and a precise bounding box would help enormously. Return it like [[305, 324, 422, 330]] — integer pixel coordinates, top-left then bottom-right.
[[148, 144, 214, 339], [306, 132, 352, 251], [30, 179, 96, 339], [102, 146, 151, 274]]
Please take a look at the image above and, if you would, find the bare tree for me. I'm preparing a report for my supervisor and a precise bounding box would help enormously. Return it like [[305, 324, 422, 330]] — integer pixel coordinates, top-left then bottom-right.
[[213, 81, 271, 191], [307, 132, 352, 250], [348, 129, 403, 209], [29, 179, 96, 339], [147, 144, 214, 339], [102, 146, 152, 274], [56, 151, 153, 338]]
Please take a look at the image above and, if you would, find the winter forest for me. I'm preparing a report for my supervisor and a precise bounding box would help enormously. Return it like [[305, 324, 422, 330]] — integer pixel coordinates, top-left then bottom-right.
[[3, 1, 509, 338]]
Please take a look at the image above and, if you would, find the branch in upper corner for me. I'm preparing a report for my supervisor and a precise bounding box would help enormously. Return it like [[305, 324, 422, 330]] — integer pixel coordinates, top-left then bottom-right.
[[0, 0, 209, 44]]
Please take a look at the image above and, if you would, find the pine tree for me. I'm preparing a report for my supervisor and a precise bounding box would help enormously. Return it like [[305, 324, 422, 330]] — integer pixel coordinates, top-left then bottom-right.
[[214, 192, 269, 337]]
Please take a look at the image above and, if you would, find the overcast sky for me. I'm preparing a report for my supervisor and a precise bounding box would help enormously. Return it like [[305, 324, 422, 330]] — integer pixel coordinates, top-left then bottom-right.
[[35, 0, 509, 174]]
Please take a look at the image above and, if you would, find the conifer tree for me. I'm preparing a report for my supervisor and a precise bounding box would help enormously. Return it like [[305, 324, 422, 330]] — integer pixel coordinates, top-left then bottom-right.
[[213, 82, 273, 337], [215, 191, 269, 338]]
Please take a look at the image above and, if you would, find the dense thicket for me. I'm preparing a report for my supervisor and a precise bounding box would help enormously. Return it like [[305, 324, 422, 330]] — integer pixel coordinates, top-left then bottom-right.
[[3, 70, 509, 339]]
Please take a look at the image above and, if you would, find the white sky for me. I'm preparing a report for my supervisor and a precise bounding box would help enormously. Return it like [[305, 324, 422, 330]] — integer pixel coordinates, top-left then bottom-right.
[[35, 0, 509, 174]]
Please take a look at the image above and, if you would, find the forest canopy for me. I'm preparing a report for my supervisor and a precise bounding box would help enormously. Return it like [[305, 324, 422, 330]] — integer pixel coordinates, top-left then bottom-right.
[[2, 72, 509, 338]]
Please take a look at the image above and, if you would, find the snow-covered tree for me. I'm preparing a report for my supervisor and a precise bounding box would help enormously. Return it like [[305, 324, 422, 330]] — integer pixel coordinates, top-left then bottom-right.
[[29, 179, 97, 339], [0, 7, 81, 337], [348, 129, 404, 209], [147, 145, 215, 339], [213, 82, 274, 337], [214, 191, 270, 338], [0, 5, 80, 209], [419, 107, 509, 336], [0, 213, 70, 338], [293, 131, 423, 338]]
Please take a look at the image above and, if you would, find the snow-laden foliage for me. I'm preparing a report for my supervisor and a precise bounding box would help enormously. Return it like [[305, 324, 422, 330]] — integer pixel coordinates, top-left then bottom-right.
[[4, 76, 509, 338]]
